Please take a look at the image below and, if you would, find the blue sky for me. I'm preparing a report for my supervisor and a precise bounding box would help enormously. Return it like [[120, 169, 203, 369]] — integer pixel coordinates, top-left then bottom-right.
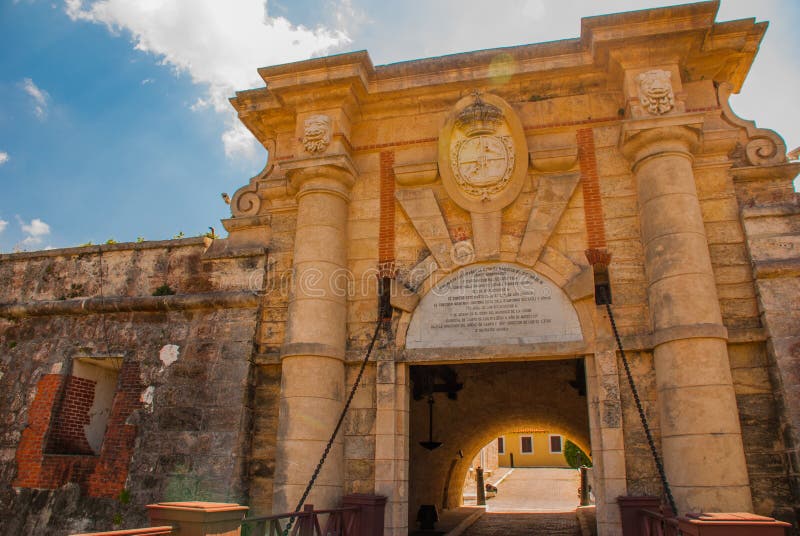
[[0, 0, 798, 252]]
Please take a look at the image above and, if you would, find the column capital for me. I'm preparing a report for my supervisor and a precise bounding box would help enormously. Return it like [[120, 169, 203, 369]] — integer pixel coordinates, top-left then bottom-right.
[[282, 154, 357, 202], [619, 113, 704, 168]]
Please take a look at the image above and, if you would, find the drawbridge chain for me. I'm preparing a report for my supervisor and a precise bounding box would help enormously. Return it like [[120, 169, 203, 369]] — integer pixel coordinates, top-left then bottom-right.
[[604, 299, 678, 516]]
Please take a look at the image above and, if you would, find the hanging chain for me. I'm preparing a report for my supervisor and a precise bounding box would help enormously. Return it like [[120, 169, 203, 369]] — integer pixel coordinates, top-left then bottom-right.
[[283, 318, 385, 536], [605, 302, 678, 516]]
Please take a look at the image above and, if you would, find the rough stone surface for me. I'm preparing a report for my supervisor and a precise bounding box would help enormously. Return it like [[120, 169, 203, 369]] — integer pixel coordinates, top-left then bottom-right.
[[0, 243, 262, 534], [1, 3, 799, 535]]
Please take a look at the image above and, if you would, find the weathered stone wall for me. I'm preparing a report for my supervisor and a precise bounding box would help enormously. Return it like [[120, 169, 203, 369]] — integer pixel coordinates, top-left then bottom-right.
[[0, 239, 264, 535]]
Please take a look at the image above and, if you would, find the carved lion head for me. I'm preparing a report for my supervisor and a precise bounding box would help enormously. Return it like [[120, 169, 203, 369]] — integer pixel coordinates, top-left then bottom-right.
[[637, 70, 675, 116], [302, 114, 332, 153]]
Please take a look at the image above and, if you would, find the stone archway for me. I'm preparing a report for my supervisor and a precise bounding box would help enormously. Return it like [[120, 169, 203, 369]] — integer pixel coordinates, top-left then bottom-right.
[[408, 359, 591, 524]]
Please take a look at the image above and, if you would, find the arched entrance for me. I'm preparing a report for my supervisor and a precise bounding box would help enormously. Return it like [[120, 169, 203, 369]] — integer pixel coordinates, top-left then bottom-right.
[[394, 260, 616, 533], [408, 359, 591, 526], [462, 430, 590, 511]]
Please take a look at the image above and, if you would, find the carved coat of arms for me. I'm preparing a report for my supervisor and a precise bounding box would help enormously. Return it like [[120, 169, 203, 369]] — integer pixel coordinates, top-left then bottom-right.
[[438, 91, 527, 215], [450, 94, 515, 200]]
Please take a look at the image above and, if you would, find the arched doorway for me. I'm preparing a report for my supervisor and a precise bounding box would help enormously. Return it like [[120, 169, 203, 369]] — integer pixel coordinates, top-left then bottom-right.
[[408, 359, 591, 527], [462, 430, 591, 511]]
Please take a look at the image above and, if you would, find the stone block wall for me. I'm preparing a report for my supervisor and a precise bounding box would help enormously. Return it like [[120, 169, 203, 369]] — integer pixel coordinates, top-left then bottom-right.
[[0, 239, 264, 535]]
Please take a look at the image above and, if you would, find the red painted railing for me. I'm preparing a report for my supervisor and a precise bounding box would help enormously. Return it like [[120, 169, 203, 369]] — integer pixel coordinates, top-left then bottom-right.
[[241, 504, 359, 536], [639, 508, 680, 536], [618, 496, 793, 536], [71, 527, 174, 536]]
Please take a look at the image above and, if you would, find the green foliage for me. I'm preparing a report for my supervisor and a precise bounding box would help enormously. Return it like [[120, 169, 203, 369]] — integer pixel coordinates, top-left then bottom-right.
[[172, 231, 185, 239], [105, 238, 118, 245], [8, 341, 17, 349], [112, 513, 122, 525], [152, 284, 176, 296], [78, 241, 93, 247], [136, 236, 145, 243], [564, 439, 592, 468], [118, 488, 131, 505]]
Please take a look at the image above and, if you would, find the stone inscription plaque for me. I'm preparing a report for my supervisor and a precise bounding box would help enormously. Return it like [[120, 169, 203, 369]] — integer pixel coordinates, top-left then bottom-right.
[[406, 263, 582, 349]]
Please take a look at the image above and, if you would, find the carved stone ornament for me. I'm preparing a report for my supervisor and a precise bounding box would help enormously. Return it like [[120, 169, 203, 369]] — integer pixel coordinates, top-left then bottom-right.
[[450, 94, 514, 200], [438, 92, 528, 214], [637, 70, 675, 116], [302, 114, 332, 153]]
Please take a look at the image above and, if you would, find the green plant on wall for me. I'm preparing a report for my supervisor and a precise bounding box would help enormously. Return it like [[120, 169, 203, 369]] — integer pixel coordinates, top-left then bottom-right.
[[564, 439, 592, 468], [152, 284, 175, 296]]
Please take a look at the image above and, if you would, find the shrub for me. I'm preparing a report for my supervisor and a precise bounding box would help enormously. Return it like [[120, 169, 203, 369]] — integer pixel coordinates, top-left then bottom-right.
[[564, 439, 592, 468]]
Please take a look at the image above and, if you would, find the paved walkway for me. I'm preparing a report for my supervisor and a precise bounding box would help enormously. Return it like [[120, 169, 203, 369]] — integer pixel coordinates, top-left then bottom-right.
[[457, 468, 584, 535], [461, 512, 580, 536], [464, 467, 581, 512]]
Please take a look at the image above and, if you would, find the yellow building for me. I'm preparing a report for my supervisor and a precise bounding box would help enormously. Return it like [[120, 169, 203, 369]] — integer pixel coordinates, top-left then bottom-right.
[[497, 431, 571, 468]]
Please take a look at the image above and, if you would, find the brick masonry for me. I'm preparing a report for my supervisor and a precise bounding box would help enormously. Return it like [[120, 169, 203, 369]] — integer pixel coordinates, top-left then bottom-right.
[[13, 366, 141, 497], [379, 150, 396, 270], [46, 375, 96, 455], [577, 128, 607, 250]]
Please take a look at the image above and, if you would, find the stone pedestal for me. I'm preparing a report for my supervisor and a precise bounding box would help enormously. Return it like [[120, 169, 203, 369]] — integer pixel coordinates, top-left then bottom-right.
[[621, 119, 752, 513], [146, 502, 249, 536], [273, 160, 356, 514]]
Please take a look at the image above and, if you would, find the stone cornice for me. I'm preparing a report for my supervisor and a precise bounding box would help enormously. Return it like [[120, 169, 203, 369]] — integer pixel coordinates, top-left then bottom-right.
[[230, 1, 764, 116], [0, 290, 260, 318]]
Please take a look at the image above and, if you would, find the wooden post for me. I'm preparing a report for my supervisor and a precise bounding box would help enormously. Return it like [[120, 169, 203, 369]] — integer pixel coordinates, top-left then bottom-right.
[[617, 496, 660, 536], [476, 467, 486, 506], [342, 494, 387, 536]]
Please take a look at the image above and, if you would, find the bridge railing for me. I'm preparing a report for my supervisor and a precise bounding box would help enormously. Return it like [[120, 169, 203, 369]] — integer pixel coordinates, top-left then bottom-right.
[[69, 495, 386, 536], [241, 504, 359, 536], [618, 496, 792, 536]]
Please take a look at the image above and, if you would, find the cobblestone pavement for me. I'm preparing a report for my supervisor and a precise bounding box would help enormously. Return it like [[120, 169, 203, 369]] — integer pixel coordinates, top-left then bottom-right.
[[462, 512, 580, 536]]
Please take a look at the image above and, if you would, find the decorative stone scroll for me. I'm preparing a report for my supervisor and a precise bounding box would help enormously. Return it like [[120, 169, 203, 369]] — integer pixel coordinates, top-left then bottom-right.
[[406, 263, 582, 349]]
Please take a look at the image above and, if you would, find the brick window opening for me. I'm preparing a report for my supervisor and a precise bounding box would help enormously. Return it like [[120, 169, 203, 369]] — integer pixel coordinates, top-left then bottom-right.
[[520, 435, 533, 454], [45, 357, 121, 456], [549, 434, 563, 454], [497, 436, 505, 454]]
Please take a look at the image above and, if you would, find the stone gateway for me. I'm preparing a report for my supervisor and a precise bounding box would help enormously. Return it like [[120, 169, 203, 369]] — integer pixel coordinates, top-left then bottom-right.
[[1, 2, 799, 535]]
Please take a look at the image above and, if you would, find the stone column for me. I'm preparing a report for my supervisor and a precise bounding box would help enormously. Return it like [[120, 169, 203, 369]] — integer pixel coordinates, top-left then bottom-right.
[[621, 120, 752, 513], [273, 160, 355, 514]]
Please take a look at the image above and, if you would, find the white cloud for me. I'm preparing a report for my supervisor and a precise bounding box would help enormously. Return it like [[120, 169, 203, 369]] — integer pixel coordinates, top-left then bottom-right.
[[65, 0, 350, 161], [18, 217, 52, 247], [222, 122, 262, 161], [0, 152, 8, 165], [21, 78, 50, 120], [0, 220, 7, 234]]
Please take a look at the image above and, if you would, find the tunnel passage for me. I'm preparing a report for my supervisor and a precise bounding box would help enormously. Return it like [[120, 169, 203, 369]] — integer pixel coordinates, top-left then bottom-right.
[[408, 359, 590, 525]]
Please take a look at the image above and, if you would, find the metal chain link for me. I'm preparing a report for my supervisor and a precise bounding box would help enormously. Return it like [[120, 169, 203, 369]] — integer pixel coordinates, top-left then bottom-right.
[[605, 302, 678, 516], [283, 318, 385, 536]]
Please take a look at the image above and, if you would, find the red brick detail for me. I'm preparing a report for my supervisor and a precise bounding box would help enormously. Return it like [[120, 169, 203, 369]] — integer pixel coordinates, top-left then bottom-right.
[[87, 362, 144, 498], [577, 128, 607, 249], [379, 151, 396, 271], [13, 362, 144, 498], [46, 376, 96, 455]]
